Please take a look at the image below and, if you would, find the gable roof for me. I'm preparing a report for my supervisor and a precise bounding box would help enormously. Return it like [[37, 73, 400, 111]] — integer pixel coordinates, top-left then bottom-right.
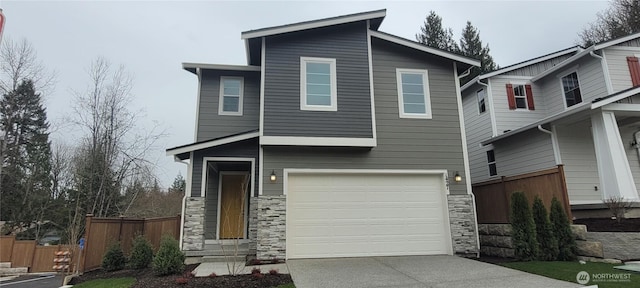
[[241, 9, 386, 40], [166, 130, 259, 159], [531, 32, 640, 82], [370, 31, 480, 70], [182, 63, 261, 74]]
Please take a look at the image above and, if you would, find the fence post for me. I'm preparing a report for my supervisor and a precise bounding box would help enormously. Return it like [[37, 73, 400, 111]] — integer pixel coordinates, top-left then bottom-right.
[[557, 164, 573, 222], [80, 214, 93, 273], [500, 176, 510, 223]]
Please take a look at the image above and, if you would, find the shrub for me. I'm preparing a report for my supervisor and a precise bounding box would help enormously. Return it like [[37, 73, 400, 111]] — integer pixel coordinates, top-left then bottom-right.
[[208, 272, 217, 278], [175, 277, 189, 285], [550, 197, 577, 261], [251, 267, 261, 274], [129, 235, 153, 270], [269, 268, 279, 275], [604, 196, 632, 223], [531, 197, 559, 261], [510, 192, 538, 261], [152, 235, 185, 276], [102, 242, 126, 271]]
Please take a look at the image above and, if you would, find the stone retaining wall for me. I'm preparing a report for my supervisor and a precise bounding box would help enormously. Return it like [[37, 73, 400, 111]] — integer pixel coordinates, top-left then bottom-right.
[[248, 197, 258, 255], [586, 232, 640, 260], [182, 197, 205, 251], [447, 195, 479, 257], [256, 195, 286, 260]]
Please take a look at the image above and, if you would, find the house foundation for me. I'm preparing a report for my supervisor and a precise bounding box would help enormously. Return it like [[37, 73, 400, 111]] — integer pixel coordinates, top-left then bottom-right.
[[448, 194, 480, 257]]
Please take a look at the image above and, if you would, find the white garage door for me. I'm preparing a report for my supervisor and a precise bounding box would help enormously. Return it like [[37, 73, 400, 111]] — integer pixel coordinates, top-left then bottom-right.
[[286, 172, 451, 259]]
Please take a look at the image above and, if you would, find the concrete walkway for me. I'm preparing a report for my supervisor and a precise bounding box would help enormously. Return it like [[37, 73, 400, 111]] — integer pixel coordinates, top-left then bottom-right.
[[287, 255, 580, 288], [192, 262, 288, 277]]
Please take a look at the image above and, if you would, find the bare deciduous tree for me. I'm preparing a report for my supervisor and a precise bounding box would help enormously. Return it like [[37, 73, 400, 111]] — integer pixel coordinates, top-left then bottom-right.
[[579, 0, 640, 46], [0, 37, 56, 95]]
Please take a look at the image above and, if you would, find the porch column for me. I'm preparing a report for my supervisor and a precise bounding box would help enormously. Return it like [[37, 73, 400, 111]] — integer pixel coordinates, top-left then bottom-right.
[[591, 111, 639, 201]]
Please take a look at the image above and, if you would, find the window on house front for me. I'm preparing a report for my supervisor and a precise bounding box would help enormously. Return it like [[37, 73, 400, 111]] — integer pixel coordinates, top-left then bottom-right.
[[300, 57, 337, 111], [513, 85, 527, 109], [219, 77, 243, 116], [487, 150, 497, 176], [561, 72, 582, 107], [396, 68, 432, 119], [477, 89, 486, 114]]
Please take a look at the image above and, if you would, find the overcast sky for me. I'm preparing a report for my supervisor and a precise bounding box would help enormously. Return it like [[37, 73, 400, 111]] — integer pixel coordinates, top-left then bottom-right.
[[1, 0, 609, 188]]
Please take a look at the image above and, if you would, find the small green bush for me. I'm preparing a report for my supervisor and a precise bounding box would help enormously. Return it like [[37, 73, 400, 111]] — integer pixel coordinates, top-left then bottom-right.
[[532, 196, 559, 261], [152, 235, 185, 276], [102, 242, 126, 271], [510, 192, 538, 261], [550, 197, 577, 261], [129, 235, 154, 269]]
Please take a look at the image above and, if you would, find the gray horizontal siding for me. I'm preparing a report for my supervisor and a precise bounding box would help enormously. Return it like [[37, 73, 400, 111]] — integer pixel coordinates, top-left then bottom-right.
[[263, 21, 373, 138], [493, 129, 556, 177], [262, 38, 468, 196], [555, 122, 601, 203], [462, 85, 495, 184], [491, 77, 548, 135], [197, 70, 260, 142], [503, 54, 574, 76], [604, 47, 640, 92], [541, 56, 607, 116]]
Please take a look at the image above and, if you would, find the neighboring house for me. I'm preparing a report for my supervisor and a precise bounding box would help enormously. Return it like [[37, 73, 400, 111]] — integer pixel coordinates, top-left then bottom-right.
[[166, 9, 481, 262], [461, 34, 640, 217]]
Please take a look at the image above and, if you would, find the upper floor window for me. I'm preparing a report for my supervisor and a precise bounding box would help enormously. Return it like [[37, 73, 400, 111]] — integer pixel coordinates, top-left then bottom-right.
[[506, 83, 535, 110], [560, 72, 582, 107], [300, 57, 337, 111], [396, 68, 432, 119], [219, 77, 243, 116], [487, 150, 497, 176], [477, 89, 486, 114]]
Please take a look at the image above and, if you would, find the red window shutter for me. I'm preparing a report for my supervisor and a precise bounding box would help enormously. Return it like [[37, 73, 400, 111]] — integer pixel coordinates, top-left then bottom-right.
[[627, 56, 640, 86], [506, 84, 516, 110], [525, 84, 535, 110]]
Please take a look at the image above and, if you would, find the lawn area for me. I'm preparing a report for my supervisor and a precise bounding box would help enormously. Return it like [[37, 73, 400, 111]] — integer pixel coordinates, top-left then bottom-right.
[[502, 261, 638, 288], [72, 277, 135, 288]]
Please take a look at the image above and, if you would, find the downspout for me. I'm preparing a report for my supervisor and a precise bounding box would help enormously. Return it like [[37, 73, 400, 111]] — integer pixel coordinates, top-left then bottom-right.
[[538, 125, 552, 135], [590, 51, 614, 94], [173, 156, 189, 250], [476, 79, 498, 137], [633, 130, 640, 164], [458, 67, 472, 80]]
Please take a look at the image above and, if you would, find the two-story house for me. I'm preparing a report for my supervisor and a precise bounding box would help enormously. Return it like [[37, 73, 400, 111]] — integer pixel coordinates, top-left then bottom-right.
[[462, 34, 640, 218], [166, 10, 481, 263]]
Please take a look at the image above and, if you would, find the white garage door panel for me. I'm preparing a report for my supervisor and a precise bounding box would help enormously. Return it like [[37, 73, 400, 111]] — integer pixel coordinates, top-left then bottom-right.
[[287, 173, 450, 259]]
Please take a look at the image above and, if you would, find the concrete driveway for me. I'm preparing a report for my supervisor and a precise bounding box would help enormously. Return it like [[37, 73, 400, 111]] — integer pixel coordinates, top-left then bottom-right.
[[287, 255, 580, 288]]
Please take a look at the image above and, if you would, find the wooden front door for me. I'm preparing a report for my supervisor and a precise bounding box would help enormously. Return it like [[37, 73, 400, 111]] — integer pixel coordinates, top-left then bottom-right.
[[219, 173, 247, 239]]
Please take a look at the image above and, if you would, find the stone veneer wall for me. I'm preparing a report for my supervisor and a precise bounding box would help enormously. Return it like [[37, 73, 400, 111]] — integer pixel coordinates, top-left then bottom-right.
[[182, 197, 205, 251], [447, 194, 480, 257], [256, 195, 286, 260], [248, 197, 258, 255]]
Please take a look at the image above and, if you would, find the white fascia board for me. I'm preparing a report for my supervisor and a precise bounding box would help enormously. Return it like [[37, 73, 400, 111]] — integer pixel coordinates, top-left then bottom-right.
[[480, 102, 591, 145], [241, 10, 386, 40], [369, 31, 480, 67], [531, 48, 594, 82], [283, 168, 448, 175], [182, 63, 261, 72], [166, 132, 260, 156], [591, 86, 640, 109], [260, 136, 376, 147], [460, 76, 480, 92], [594, 32, 640, 50], [478, 47, 580, 80]]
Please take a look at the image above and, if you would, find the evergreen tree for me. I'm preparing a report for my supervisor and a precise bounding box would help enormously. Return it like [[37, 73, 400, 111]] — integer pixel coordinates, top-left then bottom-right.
[[550, 197, 577, 261], [459, 21, 498, 84], [170, 173, 185, 194], [0, 79, 52, 236], [510, 192, 538, 261], [532, 197, 559, 261], [415, 11, 459, 52]]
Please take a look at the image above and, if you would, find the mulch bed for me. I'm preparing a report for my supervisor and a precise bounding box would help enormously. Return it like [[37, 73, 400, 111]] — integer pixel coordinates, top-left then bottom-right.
[[573, 217, 640, 232], [69, 264, 293, 288]]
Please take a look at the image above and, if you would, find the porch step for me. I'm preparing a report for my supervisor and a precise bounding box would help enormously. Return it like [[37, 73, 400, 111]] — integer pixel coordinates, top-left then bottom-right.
[[200, 255, 247, 263], [0, 263, 10, 269], [185, 243, 249, 257]]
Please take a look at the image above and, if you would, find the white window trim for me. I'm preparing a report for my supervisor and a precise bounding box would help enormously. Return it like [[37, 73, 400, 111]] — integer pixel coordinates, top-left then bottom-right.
[[510, 82, 529, 110], [558, 70, 582, 109], [396, 68, 432, 119], [300, 57, 337, 111], [477, 88, 486, 115], [218, 76, 244, 116], [487, 149, 497, 177]]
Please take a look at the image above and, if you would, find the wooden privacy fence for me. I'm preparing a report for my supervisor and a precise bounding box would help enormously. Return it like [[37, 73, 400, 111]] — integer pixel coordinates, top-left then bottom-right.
[[473, 165, 572, 224], [80, 214, 181, 272], [0, 235, 78, 272]]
